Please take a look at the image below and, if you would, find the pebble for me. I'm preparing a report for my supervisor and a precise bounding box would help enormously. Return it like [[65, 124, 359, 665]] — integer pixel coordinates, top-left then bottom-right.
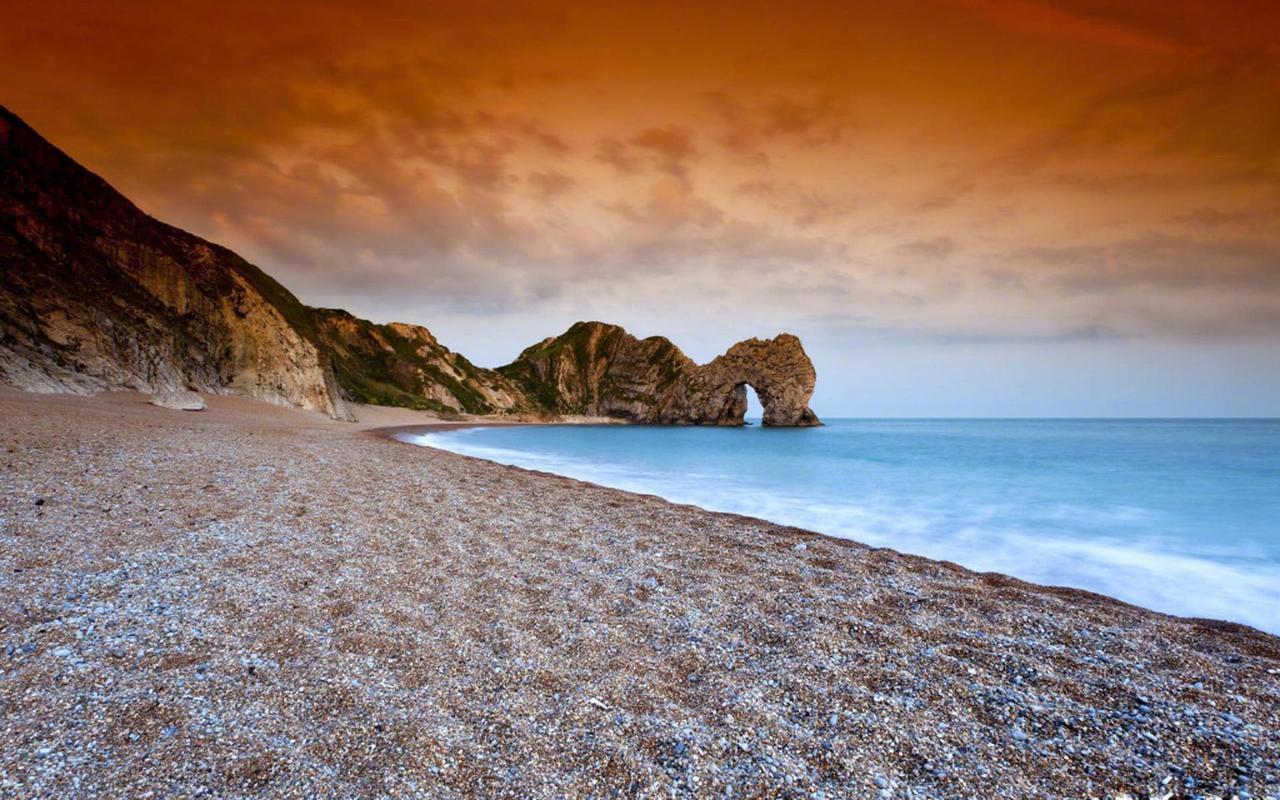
[[2, 392, 1277, 800]]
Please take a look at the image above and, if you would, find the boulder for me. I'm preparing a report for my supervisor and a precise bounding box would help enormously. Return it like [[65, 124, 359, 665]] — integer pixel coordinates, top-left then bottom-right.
[[149, 390, 206, 411]]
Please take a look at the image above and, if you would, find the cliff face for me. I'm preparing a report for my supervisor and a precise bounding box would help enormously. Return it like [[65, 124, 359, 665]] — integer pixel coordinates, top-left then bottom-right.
[[0, 106, 351, 419], [498, 322, 695, 420], [499, 322, 821, 426], [311, 309, 532, 416], [307, 316, 821, 425], [0, 107, 820, 426]]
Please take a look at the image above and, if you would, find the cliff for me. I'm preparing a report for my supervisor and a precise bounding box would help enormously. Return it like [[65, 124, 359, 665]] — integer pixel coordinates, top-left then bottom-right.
[[0, 106, 351, 419], [499, 322, 695, 420], [311, 309, 532, 417], [0, 107, 819, 426]]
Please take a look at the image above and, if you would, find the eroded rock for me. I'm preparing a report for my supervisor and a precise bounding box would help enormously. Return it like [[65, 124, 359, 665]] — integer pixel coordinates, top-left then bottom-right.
[[499, 322, 821, 426], [148, 391, 206, 411], [0, 106, 351, 421]]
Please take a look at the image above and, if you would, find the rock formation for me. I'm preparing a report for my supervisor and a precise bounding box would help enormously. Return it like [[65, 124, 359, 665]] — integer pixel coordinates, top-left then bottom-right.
[[498, 322, 821, 426], [311, 308, 533, 416], [498, 322, 696, 420], [0, 107, 820, 426], [0, 106, 351, 419], [662, 334, 822, 426], [149, 390, 206, 411]]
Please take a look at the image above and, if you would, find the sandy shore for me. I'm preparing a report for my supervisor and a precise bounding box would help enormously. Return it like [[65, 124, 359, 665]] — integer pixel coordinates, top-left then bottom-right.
[[1, 390, 1277, 799]]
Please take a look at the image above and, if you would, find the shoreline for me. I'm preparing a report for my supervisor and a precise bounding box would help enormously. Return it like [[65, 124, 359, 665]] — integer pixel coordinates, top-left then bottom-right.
[[380, 417, 1279, 640], [2, 390, 1277, 798], [367, 420, 530, 443], [363, 409, 633, 443]]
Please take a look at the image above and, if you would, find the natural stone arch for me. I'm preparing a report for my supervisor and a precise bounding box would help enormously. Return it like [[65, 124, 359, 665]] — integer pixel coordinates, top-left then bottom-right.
[[666, 334, 821, 427], [497, 322, 822, 427]]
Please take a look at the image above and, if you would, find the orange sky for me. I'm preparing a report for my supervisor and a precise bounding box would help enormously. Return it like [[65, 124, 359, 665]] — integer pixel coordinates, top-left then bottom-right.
[[2, 0, 1278, 413]]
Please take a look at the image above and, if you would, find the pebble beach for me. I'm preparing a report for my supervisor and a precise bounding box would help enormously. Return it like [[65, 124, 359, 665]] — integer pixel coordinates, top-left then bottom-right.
[[1, 391, 1277, 799]]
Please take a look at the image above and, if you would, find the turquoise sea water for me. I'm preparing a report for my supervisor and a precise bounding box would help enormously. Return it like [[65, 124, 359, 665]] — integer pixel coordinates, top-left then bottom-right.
[[400, 419, 1280, 633]]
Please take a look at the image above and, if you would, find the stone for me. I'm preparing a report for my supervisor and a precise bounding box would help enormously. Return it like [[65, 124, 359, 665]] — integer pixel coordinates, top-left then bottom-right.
[[149, 391, 206, 411], [499, 321, 822, 427]]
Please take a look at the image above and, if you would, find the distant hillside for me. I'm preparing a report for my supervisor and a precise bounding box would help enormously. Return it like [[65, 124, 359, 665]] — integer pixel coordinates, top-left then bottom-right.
[[311, 308, 534, 416]]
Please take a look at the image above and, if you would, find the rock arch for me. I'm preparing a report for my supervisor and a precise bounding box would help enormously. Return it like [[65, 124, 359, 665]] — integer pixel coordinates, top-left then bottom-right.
[[496, 322, 822, 426], [666, 334, 822, 427]]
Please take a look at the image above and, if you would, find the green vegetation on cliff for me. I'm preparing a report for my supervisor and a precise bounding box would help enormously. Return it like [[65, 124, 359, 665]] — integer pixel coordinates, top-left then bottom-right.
[[311, 308, 514, 416]]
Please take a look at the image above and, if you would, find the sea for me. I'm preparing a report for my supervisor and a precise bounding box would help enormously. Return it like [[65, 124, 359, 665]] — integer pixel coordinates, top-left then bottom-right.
[[399, 419, 1280, 633]]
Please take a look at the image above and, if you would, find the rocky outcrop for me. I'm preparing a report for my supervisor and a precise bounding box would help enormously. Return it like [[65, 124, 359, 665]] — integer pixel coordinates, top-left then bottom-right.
[[662, 334, 821, 426], [314, 316, 820, 425], [0, 106, 351, 420], [312, 309, 533, 417], [149, 390, 206, 411], [499, 322, 821, 426], [498, 322, 695, 420]]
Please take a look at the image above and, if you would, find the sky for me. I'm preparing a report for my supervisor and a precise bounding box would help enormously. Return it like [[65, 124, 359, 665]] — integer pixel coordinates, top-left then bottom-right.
[[2, 0, 1278, 416]]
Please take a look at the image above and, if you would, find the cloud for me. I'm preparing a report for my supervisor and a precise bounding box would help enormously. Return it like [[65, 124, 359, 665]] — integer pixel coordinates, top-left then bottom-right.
[[734, 178, 852, 227], [707, 93, 849, 163], [895, 236, 957, 260], [932, 323, 1132, 344], [630, 126, 699, 176], [527, 169, 576, 199], [604, 179, 723, 229], [995, 51, 1280, 185], [1170, 208, 1271, 230], [804, 316, 1132, 345], [949, 0, 1201, 55], [595, 127, 701, 178], [593, 139, 639, 174], [4, 0, 1279, 363], [1013, 234, 1280, 292]]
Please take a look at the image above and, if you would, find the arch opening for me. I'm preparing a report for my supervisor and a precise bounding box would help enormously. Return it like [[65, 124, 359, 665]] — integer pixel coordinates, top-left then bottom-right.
[[726, 381, 766, 426], [743, 382, 764, 424]]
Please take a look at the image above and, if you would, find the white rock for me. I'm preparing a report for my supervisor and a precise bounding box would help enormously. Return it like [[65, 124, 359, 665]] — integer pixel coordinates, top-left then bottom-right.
[[149, 391, 206, 411]]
